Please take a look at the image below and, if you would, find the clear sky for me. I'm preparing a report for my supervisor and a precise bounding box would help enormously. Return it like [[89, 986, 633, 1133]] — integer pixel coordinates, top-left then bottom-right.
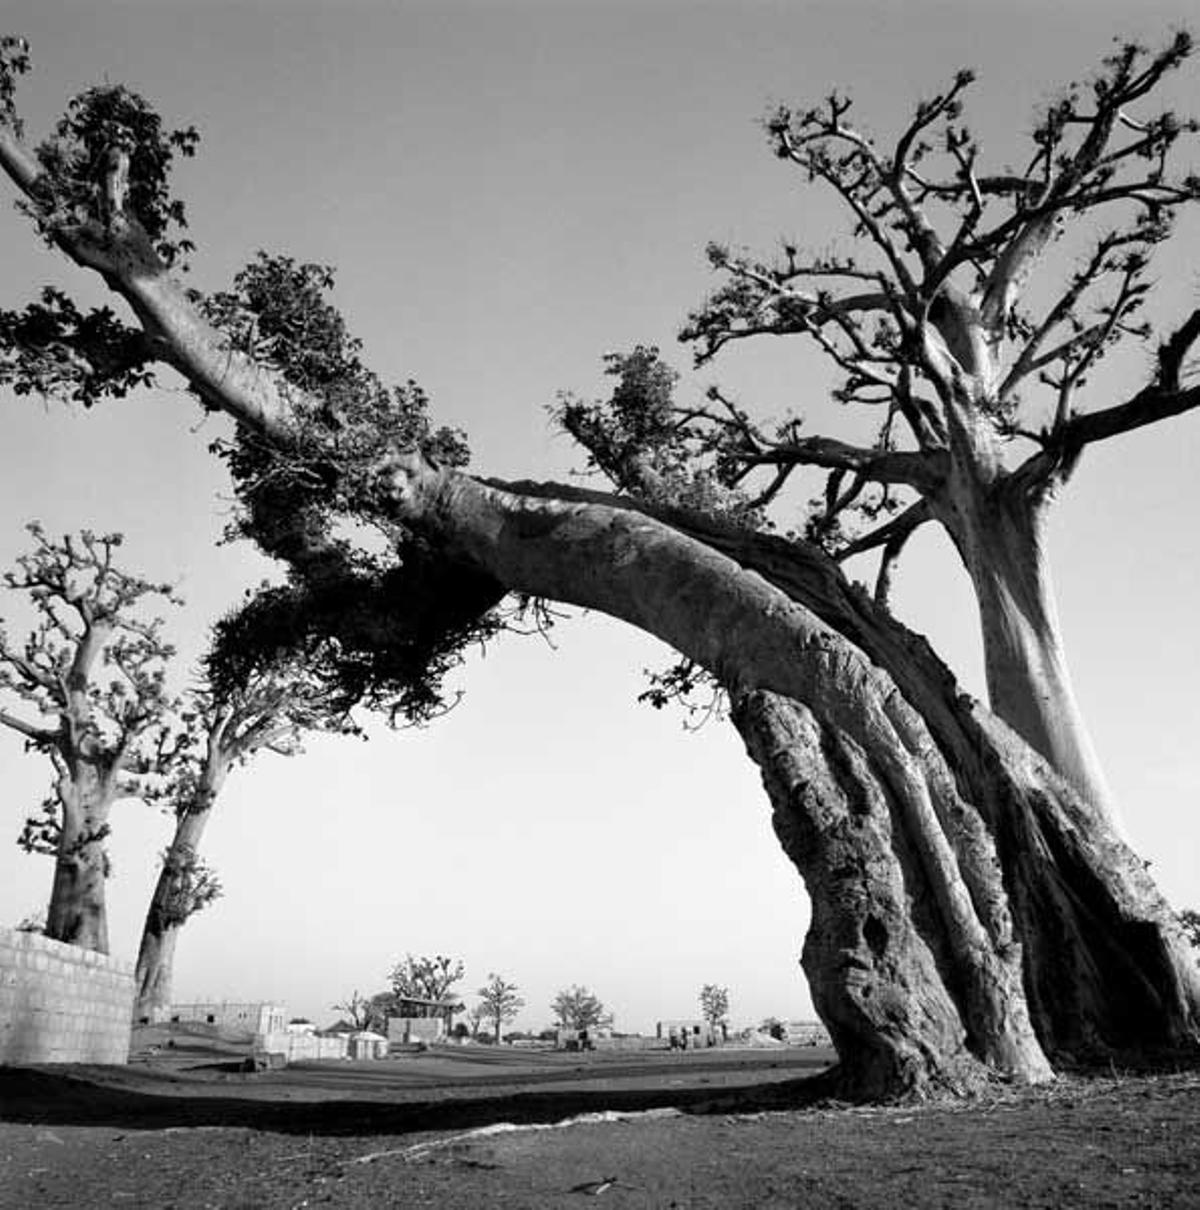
[[1, 0, 1197, 1035]]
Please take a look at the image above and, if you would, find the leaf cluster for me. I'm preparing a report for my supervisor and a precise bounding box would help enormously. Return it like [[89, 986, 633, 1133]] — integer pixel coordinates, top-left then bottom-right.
[[155, 844, 222, 927], [198, 254, 502, 724], [24, 82, 199, 267], [0, 35, 31, 134], [0, 286, 153, 405], [555, 345, 767, 526]]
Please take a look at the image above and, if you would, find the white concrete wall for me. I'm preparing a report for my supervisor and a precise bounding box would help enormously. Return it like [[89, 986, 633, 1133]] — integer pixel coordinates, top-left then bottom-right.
[[0, 927, 133, 1065], [255, 1030, 348, 1062]]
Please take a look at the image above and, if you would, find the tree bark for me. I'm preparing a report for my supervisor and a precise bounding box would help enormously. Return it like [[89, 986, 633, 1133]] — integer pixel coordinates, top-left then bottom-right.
[[945, 481, 1117, 825], [378, 458, 1200, 1097], [133, 803, 215, 1022], [45, 772, 113, 953]]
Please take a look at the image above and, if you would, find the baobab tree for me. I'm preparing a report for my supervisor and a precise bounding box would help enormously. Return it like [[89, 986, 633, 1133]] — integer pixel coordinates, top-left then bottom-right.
[[1, 34, 1199, 1098], [551, 985, 609, 1034], [612, 34, 1200, 826], [476, 973, 525, 1044], [0, 523, 180, 952], [133, 654, 351, 1022], [699, 984, 730, 1035], [389, 953, 467, 1005]]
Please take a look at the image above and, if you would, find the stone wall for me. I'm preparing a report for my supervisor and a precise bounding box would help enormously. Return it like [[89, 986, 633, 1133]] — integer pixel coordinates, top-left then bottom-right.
[[0, 927, 134, 1065]]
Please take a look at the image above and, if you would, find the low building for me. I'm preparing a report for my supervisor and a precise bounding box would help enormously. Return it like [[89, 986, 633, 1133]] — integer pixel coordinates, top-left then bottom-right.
[[348, 1030, 389, 1060], [657, 1019, 722, 1048], [783, 1019, 831, 1046], [168, 1002, 286, 1037], [387, 994, 461, 1046]]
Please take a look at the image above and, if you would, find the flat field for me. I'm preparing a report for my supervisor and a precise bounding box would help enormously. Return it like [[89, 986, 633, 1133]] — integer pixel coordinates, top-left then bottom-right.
[[1, 1035, 1197, 1208]]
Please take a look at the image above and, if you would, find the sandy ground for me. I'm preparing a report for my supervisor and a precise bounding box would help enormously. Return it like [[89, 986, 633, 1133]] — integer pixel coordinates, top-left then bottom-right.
[[2, 1038, 1198, 1208]]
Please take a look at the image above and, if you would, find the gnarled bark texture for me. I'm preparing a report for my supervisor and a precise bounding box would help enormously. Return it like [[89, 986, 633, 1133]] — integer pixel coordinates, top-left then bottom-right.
[[46, 771, 112, 952], [378, 458, 1200, 1097]]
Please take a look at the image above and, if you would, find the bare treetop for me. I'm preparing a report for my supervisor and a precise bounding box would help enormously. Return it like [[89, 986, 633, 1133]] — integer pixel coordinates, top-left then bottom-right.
[[0, 522, 180, 773], [674, 33, 1200, 563]]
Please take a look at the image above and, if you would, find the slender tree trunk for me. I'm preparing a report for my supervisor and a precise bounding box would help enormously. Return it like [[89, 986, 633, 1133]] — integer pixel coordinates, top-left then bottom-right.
[[378, 463, 1200, 1097], [951, 483, 1117, 824], [132, 927, 179, 1024], [133, 804, 215, 1022], [45, 773, 113, 953]]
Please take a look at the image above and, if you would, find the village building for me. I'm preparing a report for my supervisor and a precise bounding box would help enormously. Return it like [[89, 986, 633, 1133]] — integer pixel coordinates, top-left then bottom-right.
[[347, 1030, 389, 1060], [167, 1001, 286, 1037], [386, 994, 462, 1046], [657, 1018, 722, 1048]]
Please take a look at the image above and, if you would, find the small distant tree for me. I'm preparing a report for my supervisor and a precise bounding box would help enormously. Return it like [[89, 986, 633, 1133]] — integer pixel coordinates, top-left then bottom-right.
[[389, 953, 466, 1025], [465, 1002, 488, 1040], [477, 972, 524, 1044], [759, 1017, 786, 1041], [699, 983, 730, 1033], [0, 524, 180, 952], [551, 984, 609, 1032], [332, 990, 373, 1031], [364, 990, 396, 1033]]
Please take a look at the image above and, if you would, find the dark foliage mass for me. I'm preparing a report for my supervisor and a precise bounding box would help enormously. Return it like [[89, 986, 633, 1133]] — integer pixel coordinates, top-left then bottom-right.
[[27, 80, 199, 268], [196, 253, 504, 723]]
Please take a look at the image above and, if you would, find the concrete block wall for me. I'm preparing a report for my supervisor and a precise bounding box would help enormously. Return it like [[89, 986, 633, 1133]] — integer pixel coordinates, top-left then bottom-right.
[[256, 1030, 348, 1062], [0, 926, 134, 1065], [388, 1016, 444, 1045]]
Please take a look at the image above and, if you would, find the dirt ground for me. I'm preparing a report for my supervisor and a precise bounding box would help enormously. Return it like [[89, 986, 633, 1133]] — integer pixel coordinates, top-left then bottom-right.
[[2, 1035, 1198, 1208]]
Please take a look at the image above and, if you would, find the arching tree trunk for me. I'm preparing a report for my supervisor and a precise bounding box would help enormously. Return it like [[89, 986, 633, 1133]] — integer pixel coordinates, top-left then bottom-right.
[[46, 774, 113, 953], [378, 459, 1200, 1098]]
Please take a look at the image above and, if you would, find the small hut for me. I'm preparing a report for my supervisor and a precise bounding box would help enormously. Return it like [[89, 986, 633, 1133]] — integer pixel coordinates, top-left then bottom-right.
[[348, 1030, 389, 1060]]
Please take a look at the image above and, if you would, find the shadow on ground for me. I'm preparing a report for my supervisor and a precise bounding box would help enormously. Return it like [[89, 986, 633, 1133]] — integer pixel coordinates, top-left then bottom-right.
[[0, 1053, 837, 1138]]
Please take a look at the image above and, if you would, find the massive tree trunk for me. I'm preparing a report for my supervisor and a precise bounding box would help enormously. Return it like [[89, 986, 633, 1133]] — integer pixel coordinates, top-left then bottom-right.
[[378, 456, 1200, 1097], [46, 771, 113, 953], [133, 803, 215, 1022]]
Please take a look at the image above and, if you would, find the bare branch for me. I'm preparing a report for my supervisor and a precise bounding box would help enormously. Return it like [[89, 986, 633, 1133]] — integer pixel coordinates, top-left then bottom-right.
[[737, 436, 946, 493], [834, 498, 933, 564], [0, 707, 58, 745]]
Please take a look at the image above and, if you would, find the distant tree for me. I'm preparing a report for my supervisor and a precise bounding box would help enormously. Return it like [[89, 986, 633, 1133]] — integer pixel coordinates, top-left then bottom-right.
[[332, 990, 373, 1031], [364, 990, 396, 1033], [759, 1017, 786, 1041], [699, 983, 730, 1032], [132, 652, 353, 1023], [465, 1002, 488, 1040], [1180, 910, 1200, 950], [551, 984, 609, 1032], [477, 972, 525, 1044], [389, 953, 466, 1005], [0, 524, 180, 951]]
